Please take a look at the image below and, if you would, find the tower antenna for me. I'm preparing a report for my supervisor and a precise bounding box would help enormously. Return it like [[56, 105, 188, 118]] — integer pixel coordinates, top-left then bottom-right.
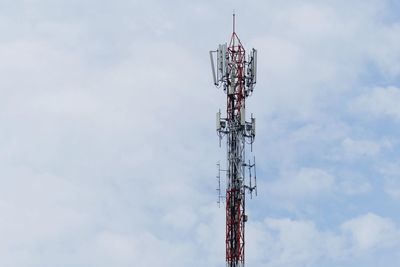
[[210, 15, 258, 267], [233, 11, 236, 33]]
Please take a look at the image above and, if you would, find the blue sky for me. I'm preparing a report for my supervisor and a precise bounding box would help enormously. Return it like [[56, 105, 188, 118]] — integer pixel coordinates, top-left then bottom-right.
[[1, 0, 400, 266]]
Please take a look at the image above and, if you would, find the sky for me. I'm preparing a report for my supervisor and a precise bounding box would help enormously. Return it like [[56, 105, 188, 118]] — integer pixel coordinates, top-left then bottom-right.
[[1, 0, 400, 266]]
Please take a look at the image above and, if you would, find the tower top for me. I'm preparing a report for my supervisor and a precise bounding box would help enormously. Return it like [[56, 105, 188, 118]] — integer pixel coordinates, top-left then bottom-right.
[[229, 12, 243, 50]]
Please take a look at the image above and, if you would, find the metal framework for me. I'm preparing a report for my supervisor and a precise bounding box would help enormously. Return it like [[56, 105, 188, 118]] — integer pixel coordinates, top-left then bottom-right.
[[210, 14, 258, 267]]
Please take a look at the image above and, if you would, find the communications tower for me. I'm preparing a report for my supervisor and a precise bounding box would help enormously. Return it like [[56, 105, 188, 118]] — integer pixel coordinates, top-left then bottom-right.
[[210, 14, 258, 267]]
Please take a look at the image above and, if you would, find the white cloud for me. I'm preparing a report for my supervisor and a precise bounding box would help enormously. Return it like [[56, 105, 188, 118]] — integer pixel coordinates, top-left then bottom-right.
[[342, 138, 382, 156], [265, 168, 335, 200], [383, 175, 400, 200], [331, 137, 392, 161], [264, 218, 323, 265], [367, 24, 400, 77], [94, 231, 136, 264], [385, 181, 400, 200], [341, 213, 400, 251], [351, 86, 400, 120], [337, 176, 372, 195], [246, 213, 400, 267], [250, 1, 387, 119], [376, 162, 400, 200], [162, 206, 198, 231], [1, 0, 400, 266]]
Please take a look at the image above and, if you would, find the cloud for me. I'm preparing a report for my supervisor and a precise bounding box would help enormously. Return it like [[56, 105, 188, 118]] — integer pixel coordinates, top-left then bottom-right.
[[263, 218, 327, 265], [1, 0, 400, 266], [250, 1, 390, 119], [331, 137, 392, 161], [351, 86, 400, 120], [384, 178, 400, 200], [337, 175, 372, 195], [377, 163, 400, 200], [376, 161, 400, 200], [0, 5, 220, 266], [367, 23, 400, 77], [246, 213, 400, 267], [265, 168, 335, 200], [341, 213, 400, 251]]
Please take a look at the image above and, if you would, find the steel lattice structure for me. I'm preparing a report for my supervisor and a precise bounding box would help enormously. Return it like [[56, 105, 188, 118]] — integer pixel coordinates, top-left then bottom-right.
[[210, 14, 258, 267]]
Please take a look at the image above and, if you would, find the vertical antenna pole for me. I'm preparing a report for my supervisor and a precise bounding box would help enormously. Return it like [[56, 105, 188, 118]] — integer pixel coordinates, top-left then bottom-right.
[[233, 11, 236, 33]]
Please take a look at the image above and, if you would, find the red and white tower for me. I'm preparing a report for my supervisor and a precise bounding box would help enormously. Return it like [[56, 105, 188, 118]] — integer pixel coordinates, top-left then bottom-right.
[[210, 14, 258, 267]]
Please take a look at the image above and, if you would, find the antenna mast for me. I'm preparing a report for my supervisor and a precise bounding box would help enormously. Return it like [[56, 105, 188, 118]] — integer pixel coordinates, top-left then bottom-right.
[[210, 14, 258, 267]]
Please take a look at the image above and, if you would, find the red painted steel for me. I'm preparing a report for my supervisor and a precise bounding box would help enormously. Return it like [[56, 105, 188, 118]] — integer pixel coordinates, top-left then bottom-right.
[[225, 18, 246, 267]]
